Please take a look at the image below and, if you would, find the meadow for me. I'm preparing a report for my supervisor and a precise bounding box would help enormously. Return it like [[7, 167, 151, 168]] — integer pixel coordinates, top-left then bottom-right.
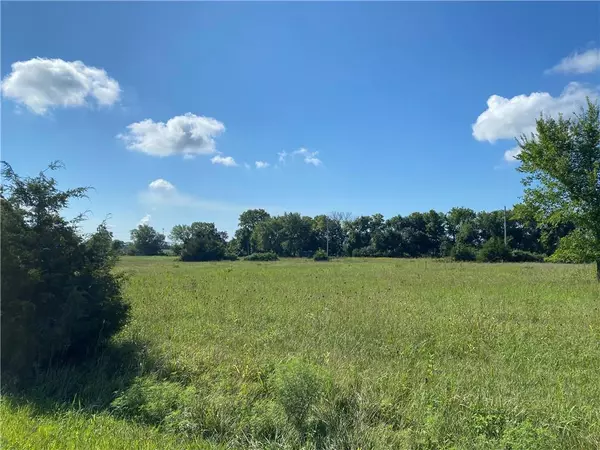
[[3, 257, 600, 449]]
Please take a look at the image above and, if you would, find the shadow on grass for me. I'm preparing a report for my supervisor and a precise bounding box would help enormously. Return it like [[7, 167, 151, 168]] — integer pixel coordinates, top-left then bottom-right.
[[2, 338, 167, 416]]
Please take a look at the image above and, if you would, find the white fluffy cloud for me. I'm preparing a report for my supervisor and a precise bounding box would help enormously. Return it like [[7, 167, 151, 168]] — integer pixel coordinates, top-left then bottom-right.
[[138, 214, 151, 226], [547, 48, 600, 75], [472, 82, 598, 143], [211, 155, 237, 167], [118, 113, 225, 158], [140, 178, 242, 211], [293, 148, 322, 166], [149, 178, 175, 191], [1, 58, 120, 115], [503, 147, 522, 163], [255, 161, 270, 169]]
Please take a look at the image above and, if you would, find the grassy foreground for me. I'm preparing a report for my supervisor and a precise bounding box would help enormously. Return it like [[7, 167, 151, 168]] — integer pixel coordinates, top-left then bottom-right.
[[3, 257, 600, 449]]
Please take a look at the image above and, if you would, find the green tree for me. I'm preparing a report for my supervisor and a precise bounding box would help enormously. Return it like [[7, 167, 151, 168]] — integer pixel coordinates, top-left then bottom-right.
[[517, 99, 600, 280], [176, 222, 228, 261], [237, 209, 271, 255], [1, 162, 129, 380], [130, 224, 166, 256]]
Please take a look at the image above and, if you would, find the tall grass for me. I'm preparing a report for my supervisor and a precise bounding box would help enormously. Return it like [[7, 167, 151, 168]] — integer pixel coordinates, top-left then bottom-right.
[[3, 257, 599, 449]]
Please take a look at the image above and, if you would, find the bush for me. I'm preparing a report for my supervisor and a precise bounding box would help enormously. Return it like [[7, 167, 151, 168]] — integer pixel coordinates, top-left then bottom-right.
[[272, 358, 329, 436], [477, 237, 511, 262], [510, 250, 544, 262], [223, 253, 239, 261], [1, 162, 130, 381], [313, 249, 329, 261], [450, 243, 477, 261], [351, 247, 387, 257], [245, 252, 279, 261]]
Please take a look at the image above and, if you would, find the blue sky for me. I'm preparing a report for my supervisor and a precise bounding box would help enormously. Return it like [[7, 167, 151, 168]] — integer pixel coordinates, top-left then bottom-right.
[[2, 2, 599, 241]]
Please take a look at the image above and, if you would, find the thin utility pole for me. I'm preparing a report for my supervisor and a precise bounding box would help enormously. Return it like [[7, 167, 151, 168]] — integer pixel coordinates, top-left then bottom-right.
[[503, 206, 507, 246], [326, 215, 330, 257]]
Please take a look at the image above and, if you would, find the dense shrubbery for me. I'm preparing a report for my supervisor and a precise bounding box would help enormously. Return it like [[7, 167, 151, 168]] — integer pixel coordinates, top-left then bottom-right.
[[451, 243, 477, 261], [477, 237, 511, 262], [313, 249, 329, 261], [245, 252, 279, 261], [510, 250, 544, 263], [1, 162, 130, 381]]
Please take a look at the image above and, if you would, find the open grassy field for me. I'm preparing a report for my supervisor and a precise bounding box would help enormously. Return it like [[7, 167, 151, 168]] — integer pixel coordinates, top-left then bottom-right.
[[3, 257, 600, 449]]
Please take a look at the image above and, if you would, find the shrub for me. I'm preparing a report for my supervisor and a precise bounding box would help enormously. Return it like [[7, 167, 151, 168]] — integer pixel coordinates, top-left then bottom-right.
[[510, 250, 544, 263], [111, 377, 197, 428], [313, 249, 329, 261], [477, 237, 511, 262], [1, 162, 130, 381], [450, 243, 476, 261], [351, 247, 387, 257], [272, 358, 329, 437], [245, 252, 279, 261], [223, 253, 239, 261]]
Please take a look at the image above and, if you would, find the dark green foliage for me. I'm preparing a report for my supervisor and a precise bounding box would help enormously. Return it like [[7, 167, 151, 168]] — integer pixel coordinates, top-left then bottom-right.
[[130, 225, 166, 256], [450, 243, 477, 261], [177, 222, 228, 262], [245, 252, 279, 261], [313, 249, 329, 261], [510, 250, 545, 263], [0, 162, 130, 381], [477, 237, 511, 262]]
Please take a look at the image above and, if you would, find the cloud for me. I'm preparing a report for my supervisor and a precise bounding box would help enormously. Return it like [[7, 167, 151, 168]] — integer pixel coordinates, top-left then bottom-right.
[[293, 147, 322, 166], [503, 147, 522, 163], [140, 178, 243, 212], [138, 214, 151, 226], [244, 162, 251, 169], [278, 151, 288, 164], [472, 82, 599, 143], [149, 178, 175, 191], [546, 48, 600, 75], [211, 155, 238, 167], [118, 113, 225, 158], [255, 161, 270, 169], [1, 58, 120, 115]]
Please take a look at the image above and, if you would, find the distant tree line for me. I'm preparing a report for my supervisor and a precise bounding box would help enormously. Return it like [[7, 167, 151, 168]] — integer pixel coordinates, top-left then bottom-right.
[[122, 205, 580, 263]]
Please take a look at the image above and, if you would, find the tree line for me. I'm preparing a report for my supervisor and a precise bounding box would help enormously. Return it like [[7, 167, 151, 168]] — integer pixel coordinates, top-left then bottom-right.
[[122, 205, 577, 263]]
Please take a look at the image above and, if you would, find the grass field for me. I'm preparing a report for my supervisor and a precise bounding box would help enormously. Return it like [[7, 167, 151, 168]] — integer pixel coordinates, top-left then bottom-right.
[[3, 257, 600, 449]]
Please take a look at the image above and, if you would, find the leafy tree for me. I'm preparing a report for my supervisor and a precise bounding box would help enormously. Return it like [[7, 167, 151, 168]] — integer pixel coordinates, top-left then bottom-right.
[[252, 217, 284, 255], [111, 239, 126, 255], [446, 207, 477, 244], [175, 222, 228, 262], [237, 209, 271, 255], [1, 162, 129, 381], [130, 224, 166, 256], [517, 99, 600, 280]]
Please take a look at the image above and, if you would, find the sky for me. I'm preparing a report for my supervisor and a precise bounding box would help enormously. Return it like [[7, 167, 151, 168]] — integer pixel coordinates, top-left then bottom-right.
[[2, 2, 599, 241]]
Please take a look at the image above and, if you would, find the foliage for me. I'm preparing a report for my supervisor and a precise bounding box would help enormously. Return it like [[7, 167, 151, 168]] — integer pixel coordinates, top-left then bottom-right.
[[0, 162, 130, 381], [510, 250, 545, 263], [451, 243, 477, 261], [313, 248, 329, 261], [245, 251, 279, 261], [130, 224, 166, 256], [546, 228, 597, 263], [111, 377, 197, 428], [173, 222, 228, 262], [271, 358, 329, 437], [477, 237, 511, 262], [517, 99, 600, 279]]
